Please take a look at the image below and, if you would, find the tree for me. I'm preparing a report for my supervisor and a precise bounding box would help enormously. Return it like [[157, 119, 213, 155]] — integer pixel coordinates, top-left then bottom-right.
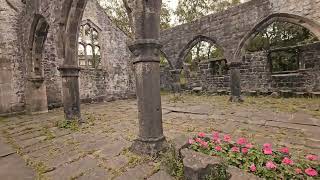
[[245, 21, 318, 52], [175, 0, 240, 24], [99, 0, 173, 36]]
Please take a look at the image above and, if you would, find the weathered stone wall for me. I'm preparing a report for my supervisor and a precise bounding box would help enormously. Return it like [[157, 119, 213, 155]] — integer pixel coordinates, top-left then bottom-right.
[[0, 0, 135, 115], [79, 0, 135, 101], [0, 0, 25, 115], [162, 43, 320, 94], [160, 0, 320, 68]]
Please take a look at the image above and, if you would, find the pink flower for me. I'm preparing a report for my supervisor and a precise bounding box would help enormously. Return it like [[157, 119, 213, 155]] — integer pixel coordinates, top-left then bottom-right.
[[215, 146, 222, 151], [214, 139, 221, 144], [188, 139, 195, 144], [237, 138, 247, 145], [279, 147, 289, 154], [306, 154, 318, 161], [198, 132, 206, 138], [200, 141, 208, 148], [223, 134, 231, 142], [305, 168, 318, 177], [263, 148, 272, 155], [282, 157, 293, 165], [242, 148, 249, 154], [195, 138, 202, 143], [245, 143, 253, 149], [212, 131, 220, 141], [263, 143, 272, 149], [231, 147, 240, 153], [295, 168, 302, 174], [250, 164, 256, 172], [265, 161, 277, 170]]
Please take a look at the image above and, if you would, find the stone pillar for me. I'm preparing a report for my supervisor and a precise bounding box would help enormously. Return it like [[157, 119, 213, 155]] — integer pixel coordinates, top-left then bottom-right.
[[128, 0, 166, 155], [229, 62, 243, 102], [170, 69, 182, 93], [25, 76, 48, 114], [58, 66, 81, 121]]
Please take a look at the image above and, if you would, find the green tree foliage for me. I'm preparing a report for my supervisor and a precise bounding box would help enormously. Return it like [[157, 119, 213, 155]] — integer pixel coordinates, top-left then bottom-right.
[[175, 0, 240, 23], [245, 21, 319, 73], [245, 22, 318, 52], [99, 0, 173, 36]]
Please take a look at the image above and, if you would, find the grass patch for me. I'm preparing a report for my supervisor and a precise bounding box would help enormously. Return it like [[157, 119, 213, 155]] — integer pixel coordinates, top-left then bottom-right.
[[56, 120, 80, 131], [42, 127, 55, 141]]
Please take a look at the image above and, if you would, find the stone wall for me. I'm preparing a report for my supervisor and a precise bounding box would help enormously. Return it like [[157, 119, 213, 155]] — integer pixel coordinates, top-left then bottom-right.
[[0, 0, 135, 116], [0, 0, 25, 115], [79, 0, 135, 102], [160, 0, 320, 68], [161, 43, 320, 94]]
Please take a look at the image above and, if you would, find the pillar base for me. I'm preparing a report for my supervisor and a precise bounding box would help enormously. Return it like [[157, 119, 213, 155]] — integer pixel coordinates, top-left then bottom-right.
[[229, 95, 244, 103], [130, 136, 167, 156]]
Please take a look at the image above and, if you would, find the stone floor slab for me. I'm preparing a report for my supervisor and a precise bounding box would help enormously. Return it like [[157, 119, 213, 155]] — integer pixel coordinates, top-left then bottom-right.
[[0, 154, 35, 180]]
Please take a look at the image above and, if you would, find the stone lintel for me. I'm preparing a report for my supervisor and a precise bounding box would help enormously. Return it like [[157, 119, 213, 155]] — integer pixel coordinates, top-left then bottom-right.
[[58, 65, 81, 77]]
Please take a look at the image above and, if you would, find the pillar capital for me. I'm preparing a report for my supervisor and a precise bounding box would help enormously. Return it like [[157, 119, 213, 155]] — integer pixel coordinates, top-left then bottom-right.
[[27, 76, 45, 89], [128, 39, 163, 64], [58, 65, 81, 77]]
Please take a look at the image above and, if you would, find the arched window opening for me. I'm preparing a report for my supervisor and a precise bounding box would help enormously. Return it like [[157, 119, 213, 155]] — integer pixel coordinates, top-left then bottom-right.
[[160, 53, 169, 67], [29, 16, 49, 77], [182, 40, 226, 77], [245, 21, 319, 74], [78, 21, 101, 68], [179, 40, 226, 89]]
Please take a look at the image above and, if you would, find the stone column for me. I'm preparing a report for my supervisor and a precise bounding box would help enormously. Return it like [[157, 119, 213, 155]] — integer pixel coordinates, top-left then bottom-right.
[[58, 66, 82, 121], [128, 0, 166, 155], [170, 69, 182, 93], [25, 76, 48, 114], [229, 62, 243, 102]]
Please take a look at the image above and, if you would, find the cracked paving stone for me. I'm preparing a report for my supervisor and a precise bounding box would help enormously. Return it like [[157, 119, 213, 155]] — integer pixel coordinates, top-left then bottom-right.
[[44, 156, 101, 180], [0, 154, 35, 180]]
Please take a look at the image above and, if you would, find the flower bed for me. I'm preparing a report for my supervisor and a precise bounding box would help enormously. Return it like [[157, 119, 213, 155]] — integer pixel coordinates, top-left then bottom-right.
[[188, 132, 319, 179]]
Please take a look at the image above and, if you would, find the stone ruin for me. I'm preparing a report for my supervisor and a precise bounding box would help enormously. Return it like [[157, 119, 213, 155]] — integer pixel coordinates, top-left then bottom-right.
[[0, 0, 320, 179], [0, 0, 319, 150], [159, 0, 320, 99]]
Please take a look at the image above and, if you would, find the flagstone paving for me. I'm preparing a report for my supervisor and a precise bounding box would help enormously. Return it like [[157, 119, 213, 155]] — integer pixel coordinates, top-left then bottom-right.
[[0, 94, 319, 179]]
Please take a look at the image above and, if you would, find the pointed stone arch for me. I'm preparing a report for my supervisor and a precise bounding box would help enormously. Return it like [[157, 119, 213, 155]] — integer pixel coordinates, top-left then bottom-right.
[[234, 13, 320, 61], [177, 35, 225, 69], [25, 14, 49, 114], [57, 0, 88, 120]]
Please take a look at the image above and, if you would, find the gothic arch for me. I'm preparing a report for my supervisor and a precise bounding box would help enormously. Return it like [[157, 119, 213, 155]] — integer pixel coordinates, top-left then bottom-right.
[[176, 35, 224, 69], [25, 14, 50, 114], [235, 13, 320, 60]]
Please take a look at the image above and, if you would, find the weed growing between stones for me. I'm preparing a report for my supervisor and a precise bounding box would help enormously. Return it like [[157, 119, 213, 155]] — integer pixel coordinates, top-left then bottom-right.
[[42, 127, 55, 141], [168, 93, 185, 103], [203, 164, 230, 180], [160, 145, 184, 179], [188, 132, 319, 179], [56, 120, 80, 131]]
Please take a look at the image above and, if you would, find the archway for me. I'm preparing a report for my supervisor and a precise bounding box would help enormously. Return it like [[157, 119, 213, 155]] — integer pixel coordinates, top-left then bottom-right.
[[177, 35, 226, 90], [58, 0, 88, 120], [234, 13, 320, 95], [25, 14, 49, 114], [235, 13, 320, 60]]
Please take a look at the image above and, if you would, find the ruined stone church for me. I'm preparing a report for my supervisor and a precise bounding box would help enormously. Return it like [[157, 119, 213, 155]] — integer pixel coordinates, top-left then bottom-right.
[[1, 0, 320, 116]]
